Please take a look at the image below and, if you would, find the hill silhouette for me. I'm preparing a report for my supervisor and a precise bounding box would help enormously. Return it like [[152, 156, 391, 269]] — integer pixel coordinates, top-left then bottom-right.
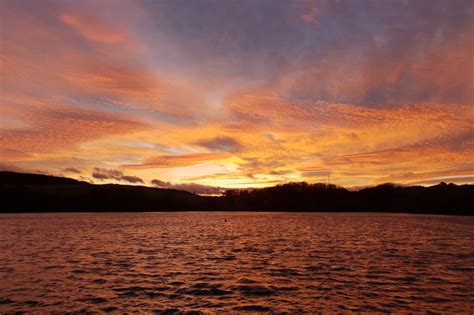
[[0, 172, 208, 212], [0, 171, 472, 215]]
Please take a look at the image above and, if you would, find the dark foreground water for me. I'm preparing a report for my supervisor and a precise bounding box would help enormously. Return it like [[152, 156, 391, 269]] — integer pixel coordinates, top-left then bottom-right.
[[0, 212, 473, 313]]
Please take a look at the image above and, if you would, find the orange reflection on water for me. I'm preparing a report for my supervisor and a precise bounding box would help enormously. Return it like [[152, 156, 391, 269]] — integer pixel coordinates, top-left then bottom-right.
[[0, 212, 473, 313]]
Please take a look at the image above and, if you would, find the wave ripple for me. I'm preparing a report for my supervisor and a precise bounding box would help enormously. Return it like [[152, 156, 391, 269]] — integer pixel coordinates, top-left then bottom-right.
[[0, 212, 473, 313]]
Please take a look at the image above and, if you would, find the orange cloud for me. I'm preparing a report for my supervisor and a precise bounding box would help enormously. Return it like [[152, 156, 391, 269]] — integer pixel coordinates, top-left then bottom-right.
[[300, 0, 320, 25], [60, 13, 126, 44], [125, 153, 230, 169], [323, 147, 438, 166], [376, 167, 474, 185], [1, 1, 472, 188], [61, 61, 204, 119], [0, 97, 146, 155]]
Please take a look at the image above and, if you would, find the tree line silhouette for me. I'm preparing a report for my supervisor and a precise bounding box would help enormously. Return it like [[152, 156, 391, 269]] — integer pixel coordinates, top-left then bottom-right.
[[0, 171, 472, 215]]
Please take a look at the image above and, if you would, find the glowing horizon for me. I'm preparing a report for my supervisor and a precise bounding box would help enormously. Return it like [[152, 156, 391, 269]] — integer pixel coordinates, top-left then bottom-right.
[[1, 0, 473, 193]]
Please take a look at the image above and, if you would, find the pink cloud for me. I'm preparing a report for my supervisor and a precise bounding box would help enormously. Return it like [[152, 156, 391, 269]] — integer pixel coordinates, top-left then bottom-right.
[[60, 13, 126, 44]]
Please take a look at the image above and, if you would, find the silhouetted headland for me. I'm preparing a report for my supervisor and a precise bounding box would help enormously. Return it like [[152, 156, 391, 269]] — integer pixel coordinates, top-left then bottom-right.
[[0, 171, 472, 215]]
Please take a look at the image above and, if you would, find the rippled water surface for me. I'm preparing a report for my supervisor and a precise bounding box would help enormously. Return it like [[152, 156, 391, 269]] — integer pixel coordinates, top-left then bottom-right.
[[0, 212, 473, 313]]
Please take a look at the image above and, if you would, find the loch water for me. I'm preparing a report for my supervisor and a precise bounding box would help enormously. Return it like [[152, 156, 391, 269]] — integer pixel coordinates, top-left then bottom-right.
[[0, 212, 473, 313]]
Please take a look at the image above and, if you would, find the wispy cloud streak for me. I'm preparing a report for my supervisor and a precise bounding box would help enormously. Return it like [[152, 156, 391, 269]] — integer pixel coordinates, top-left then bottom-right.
[[0, 0, 472, 188]]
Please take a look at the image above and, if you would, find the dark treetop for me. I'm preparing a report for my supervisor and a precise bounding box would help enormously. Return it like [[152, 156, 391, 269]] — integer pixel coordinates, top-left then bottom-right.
[[0, 171, 472, 215]]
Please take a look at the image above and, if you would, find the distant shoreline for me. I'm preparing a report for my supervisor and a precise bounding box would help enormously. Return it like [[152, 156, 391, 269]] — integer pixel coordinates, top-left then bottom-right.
[[1, 171, 472, 215]]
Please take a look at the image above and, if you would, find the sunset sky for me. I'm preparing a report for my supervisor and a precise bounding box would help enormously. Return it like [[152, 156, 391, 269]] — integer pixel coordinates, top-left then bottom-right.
[[1, 0, 473, 193]]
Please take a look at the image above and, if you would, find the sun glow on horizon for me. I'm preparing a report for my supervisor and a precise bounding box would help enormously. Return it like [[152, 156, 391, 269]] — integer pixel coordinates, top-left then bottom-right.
[[1, 0, 473, 193]]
